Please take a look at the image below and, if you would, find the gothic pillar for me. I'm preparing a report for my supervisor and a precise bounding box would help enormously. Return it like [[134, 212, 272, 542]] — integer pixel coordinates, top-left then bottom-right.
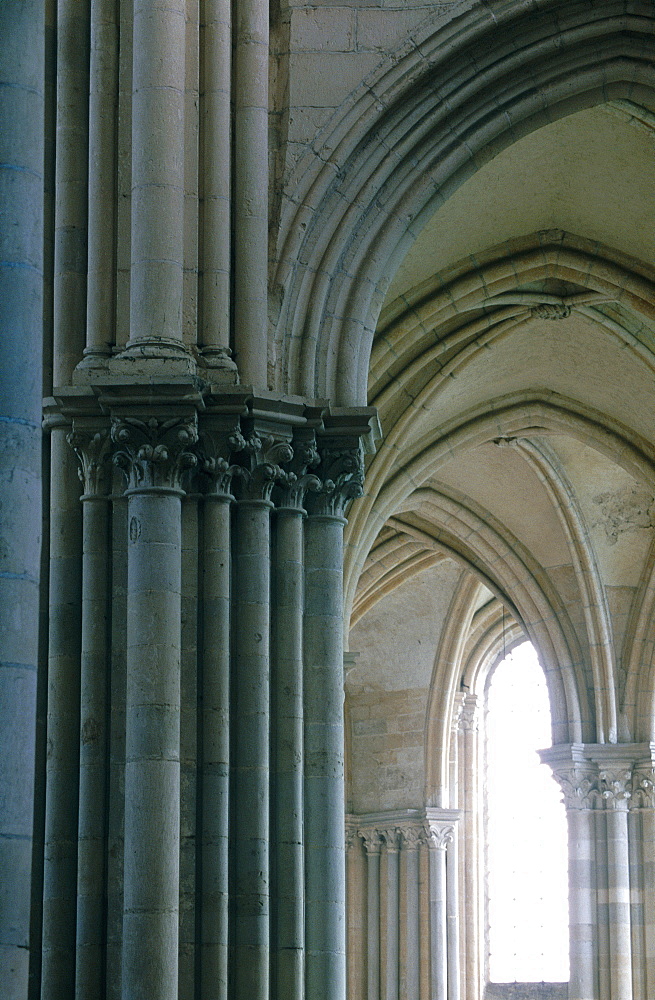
[[362, 831, 382, 1000], [543, 744, 655, 1000], [542, 749, 599, 1000], [346, 828, 367, 1000], [128, 0, 186, 351], [41, 425, 82, 1000], [200, 0, 233, 371], [233, 0, 269, 383], [457, 694, 481, 1000], [231, 429, 291, 1000], [600, 766, 634, 1000], [84, 0, 118, 362], [42, 0, 90, 984], [67, 426, 112, 1000], [631, 764, 655, 999], [399, 827, 423, 1000], [427, 815, 457, 1000], [272, 440, 320, 1000], [113, 413, 198, 1000], [197, 424, 239, 1000], [0, 2, 44, 993], [304, 439, 365, 1000], [383, 829, 401, 1000]]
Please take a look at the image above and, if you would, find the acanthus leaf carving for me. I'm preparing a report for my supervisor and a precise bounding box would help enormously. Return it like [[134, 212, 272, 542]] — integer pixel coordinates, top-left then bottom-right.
[[599, 767, 633, 809], [230, 430, 294, 503], [196, 426, 246, 500], [275, 431, 322, 511], [427, 821, 455, 850], [306, 442, 365, 519], [67, 423, 112, 496], [630, 768, 655, 810], [359, 828, 384, 855], [111, 414, 199, 493]]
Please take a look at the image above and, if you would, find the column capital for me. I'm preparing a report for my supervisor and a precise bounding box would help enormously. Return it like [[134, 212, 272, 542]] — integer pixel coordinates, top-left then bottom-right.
[[111, 413, 199, 494], [398, 824, 430, 850], [196, 417, 246, 501], [305, 440, 365, 519], [274, 430, 322, 513], [631, 765, 655, 809], [458, 694, 479, 732], [540, 742, 655, 810], [599, 767, 633, 810], [426, 809, 459, 850], [359, 829, 384, 856], [230, 427, 293, 504], [67, 420, 112, 497]]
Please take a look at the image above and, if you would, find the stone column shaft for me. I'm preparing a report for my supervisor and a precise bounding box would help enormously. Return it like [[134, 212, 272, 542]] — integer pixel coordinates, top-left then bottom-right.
[[201, 0, 231, 360], [346, 833, 367, 1000], [233, 0, 269, 384], [604, 803, 633, 1000], [364, 841, 381, 1000], [596, 807, 611, 1000], [273, 508, 306, 1000], [201, 495, 232, 1000], [446, 827, 460, 1000], [0, 2, 44, 992], [85, 0, 118, 359], [75, 484, 110, 999], [459, 699, 481, 1000], [53, 0, 89, 383], [122, 490, 183, 1000], [233, 499, 272, 999], [567, 807, 597, 1000], [384, 841, 400, 1000], [41, 432, 82, 999], [641, 808, 655, 998], [400, 842, 420, 1000], [429, 842, 447, 1000], [129, 0, 185, 347], [304, 514, 347, 1000]]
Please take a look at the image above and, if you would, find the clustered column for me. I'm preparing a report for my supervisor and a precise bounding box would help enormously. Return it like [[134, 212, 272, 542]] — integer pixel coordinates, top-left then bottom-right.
[[543, 743, 655, 1000], [113, 412, 198, 1000], [40, 394, 374, 1000], [347, 812, 460, 1000]]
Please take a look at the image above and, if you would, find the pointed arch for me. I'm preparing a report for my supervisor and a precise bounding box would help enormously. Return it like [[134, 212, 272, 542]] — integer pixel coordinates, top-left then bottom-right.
[[273, 1, 655, 403]]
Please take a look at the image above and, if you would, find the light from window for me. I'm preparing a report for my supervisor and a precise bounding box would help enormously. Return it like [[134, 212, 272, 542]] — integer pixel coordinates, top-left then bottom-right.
[[486, 641, 569, 983]]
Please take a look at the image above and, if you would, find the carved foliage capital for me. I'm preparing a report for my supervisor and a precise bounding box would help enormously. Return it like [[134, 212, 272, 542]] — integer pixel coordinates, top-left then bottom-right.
[[359, 828, 384, 856], [274, 432, 322, 511], [427, 821, 455, 850], [599, 768, 633, 810], [458, 695, 479, 733], [196, 427, 247, 500], [230, 430, 293, 503], [398, 823, 430, 850], [111, 415, 198, 493], [631, 768, 655, 810], [305, 441, 365, 519], [550, 768, 600, 811], [67, 423, 112, 496]]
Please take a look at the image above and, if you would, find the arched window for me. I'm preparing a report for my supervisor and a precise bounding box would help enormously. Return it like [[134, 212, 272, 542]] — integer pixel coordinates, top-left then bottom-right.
[[485, 642, 569, 986]]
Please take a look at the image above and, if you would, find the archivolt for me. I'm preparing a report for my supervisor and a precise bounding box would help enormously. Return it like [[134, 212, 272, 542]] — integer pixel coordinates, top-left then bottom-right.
[[273, 0, 655, 403]]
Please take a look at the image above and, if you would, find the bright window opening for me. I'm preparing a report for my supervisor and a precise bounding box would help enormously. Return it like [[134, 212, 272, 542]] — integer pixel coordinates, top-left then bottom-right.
[[486, 641, 569, 983]]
